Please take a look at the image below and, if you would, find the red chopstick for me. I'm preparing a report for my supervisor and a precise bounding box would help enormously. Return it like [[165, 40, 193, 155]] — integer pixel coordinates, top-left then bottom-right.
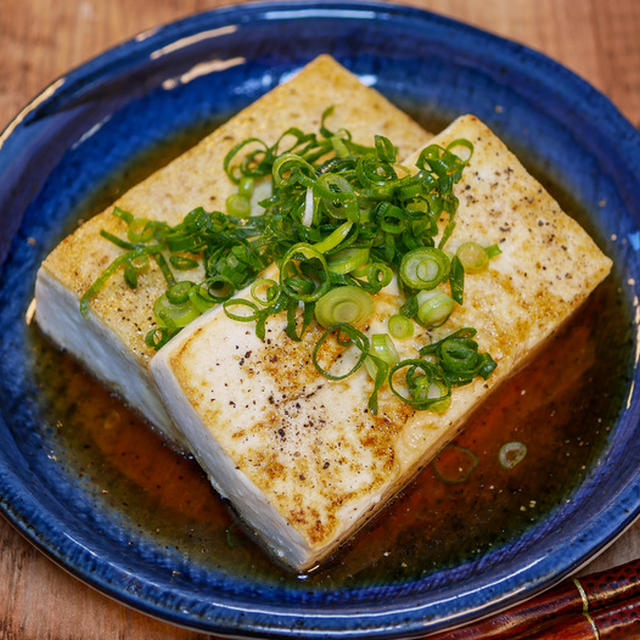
[[523, 595, 640, 639], [426, 558, 640, 639]]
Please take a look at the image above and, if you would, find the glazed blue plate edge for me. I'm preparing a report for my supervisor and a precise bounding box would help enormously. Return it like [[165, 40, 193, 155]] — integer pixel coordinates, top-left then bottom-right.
[[1, 2, 640, 638]]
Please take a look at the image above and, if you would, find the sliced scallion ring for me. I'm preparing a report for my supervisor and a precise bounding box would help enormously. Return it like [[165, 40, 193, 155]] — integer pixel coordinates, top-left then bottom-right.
[[367, 263, 393, 288], [312, 323, 369, 381], [499, 441, 527, 469], [426, 379, 452, 413], [302, 187, 315, 226], [154, 293, 201, 330], [250, 278, 279, 306], [389, 359, 451, 410], [188, 284, 217, 314], [238, 176, 255, 198], [432, 445, 478, 484], [388, 314, 414, 339], [446, 138, 474, 164], [272, 152, 316, 187], [222, 298, 261, 322], [169, 255, 198, 271], [279, 243, 331, 302], [416, 290, 455, 328], [128, 217, 155, 243], [226, 193, 251, 217], [315, 285, 374, 328], [457, 241, 489, 274], [166, 281, 193, 305], [364, 333, 399, 379], [399, 247, 450, 290], [317, 174, 358, 221]]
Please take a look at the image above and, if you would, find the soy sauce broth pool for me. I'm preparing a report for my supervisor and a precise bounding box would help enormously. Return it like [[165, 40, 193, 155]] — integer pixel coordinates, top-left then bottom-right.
[[28, 121, 634, 588]]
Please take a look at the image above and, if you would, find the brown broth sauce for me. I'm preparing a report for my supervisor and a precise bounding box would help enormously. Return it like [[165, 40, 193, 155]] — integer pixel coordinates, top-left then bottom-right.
[[28, 118, 634, 588], [29, 273, 631, 587]]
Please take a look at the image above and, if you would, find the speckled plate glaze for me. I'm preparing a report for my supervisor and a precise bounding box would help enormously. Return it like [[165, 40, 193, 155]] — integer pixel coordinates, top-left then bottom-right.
[[1, 2, 640, 637]]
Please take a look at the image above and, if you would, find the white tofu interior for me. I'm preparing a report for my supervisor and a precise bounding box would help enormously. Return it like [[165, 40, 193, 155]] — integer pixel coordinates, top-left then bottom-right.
[[35, 262, 193, 447]]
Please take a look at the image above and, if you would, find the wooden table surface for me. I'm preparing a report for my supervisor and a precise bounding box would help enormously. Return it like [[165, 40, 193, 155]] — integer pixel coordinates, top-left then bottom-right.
[[1, 1, 639, 638]]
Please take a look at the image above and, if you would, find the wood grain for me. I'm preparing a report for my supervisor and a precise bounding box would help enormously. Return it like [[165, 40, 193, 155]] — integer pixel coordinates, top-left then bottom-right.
[[1, 1, 639, 638]]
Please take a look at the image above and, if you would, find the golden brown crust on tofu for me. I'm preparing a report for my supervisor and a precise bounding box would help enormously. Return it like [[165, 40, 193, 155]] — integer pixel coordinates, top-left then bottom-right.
[[40, 55, 432, 367], [153, 114, 612, 570]]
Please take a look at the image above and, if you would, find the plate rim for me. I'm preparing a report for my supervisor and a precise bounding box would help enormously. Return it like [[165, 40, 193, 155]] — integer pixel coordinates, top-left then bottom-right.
[[1, 2, 640, 637]]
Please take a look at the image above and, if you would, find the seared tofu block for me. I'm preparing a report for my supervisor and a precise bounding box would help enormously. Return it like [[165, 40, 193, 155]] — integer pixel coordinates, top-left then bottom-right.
[[150, 115, 612, 570], [35, 55, 433, 448]]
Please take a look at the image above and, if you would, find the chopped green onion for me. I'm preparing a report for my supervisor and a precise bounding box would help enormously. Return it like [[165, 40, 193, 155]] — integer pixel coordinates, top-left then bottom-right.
[[312, 221, 353, 254], [145, 327, 171, 350], [188, 284, 217, 314], [420, 328, 497, 385], [374, 134, 397, 163], [389, 359, 451, 410], [330, 134, 350, 158], [112, 206, 133, 224], [364, 333, 399, 379], [129, 253, 149, 274], [223, 298, 261, 322], [279, 243, 331, 302], [223, 137, 271, 183], [457, 241, 489, 273], [366, 263, 393, 289], [122, 253, 151, 289], [315, 285, 373, 328], [153, 253, 176, 287], [272, 152, 316, 187], [166, 281, 193, 305], [238, 176, 255, 198], [449, 255, 464, 304], [416, 290, 455, 328], [499, 441, 527, 469], [80, 246, 163, 317], [317, 173, 358, 221], [388, 314, 414, 339], [446, 138, 474, 164], [312, 323, 384, 412], [485, 244, 502, 259], [123, 263, 138, 289], [356, 154, 397, 188], [128, 218, 155, 243], [350, 263, 370, 278], [204, 280, 234, 303], [399, 247, 450, 290], [426, 379, 452, 413], [154, 293, 200, 329], [302, 187, 315, 226], [374, 202, 406, 235], [169, 255, 199, 270], [327, 248, 369, 274], [432, 445, 478, 484], [312, 323, 369, 381], [438, 219, 457, 250], [226, 193, 251, 217], [250, 278, 279, 306], [88, 113, 497, 413], [100, 229, 136, 251]]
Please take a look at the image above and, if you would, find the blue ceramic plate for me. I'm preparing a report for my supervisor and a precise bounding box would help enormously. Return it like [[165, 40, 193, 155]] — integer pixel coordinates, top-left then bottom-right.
[[1, 2, 640, 637]]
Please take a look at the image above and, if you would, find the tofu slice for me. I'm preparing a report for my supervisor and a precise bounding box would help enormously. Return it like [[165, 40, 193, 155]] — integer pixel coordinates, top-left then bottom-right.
[[150, 114, 612, 571], [35, 55, 433, 448]]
